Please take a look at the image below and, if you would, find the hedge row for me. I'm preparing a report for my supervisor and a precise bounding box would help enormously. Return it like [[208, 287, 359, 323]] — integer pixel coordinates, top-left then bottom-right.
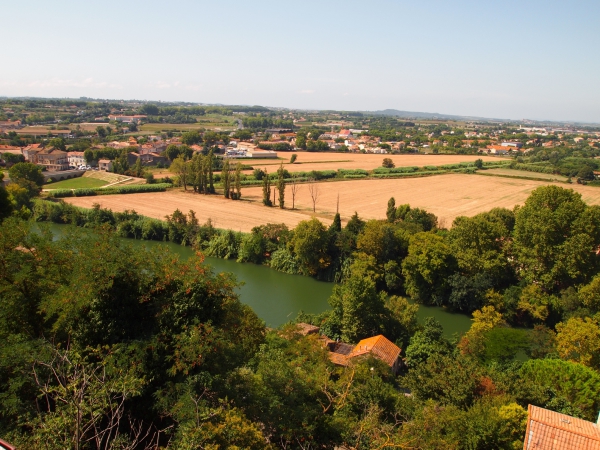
[[344, 174, 368, 179], [47, 183, 172, 198], [372, 166, 419, 174], [511, 163, 556, 174], [338, 169, 369, 176], [372, 170, 448, 179]]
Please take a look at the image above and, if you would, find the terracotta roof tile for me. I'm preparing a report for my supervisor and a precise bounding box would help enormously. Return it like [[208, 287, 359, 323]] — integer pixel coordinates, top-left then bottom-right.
[[352, 335, 401, 367], [524, 405, 600, 450]]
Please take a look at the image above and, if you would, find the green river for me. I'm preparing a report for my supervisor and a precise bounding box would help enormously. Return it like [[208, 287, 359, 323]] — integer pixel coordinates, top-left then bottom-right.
[[45, 223, 472, 337]]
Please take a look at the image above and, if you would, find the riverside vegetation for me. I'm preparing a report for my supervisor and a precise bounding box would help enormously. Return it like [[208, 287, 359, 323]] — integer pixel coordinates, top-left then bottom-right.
[[2, 167, 600, 448]]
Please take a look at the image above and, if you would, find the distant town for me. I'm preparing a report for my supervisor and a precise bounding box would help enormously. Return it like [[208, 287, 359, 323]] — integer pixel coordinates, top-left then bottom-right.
[[1, 98, 599, 178]]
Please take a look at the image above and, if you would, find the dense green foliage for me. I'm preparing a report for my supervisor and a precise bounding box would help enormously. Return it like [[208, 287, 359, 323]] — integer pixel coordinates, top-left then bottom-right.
[[7, 183, 600, 448]]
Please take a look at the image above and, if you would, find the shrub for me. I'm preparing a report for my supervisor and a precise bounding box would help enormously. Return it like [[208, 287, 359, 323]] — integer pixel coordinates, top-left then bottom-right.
[[338, 169, 368, 176], [47, 183, 172, 198]]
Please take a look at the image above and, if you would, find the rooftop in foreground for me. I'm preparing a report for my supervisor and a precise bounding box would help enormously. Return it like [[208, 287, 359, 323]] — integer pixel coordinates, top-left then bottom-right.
[[523, 404, 600, 450]]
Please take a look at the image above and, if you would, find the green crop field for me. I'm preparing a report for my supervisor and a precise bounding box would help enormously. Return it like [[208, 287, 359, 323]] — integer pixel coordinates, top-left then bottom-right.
[[481, 168, 568, 182], [45, 177, 108, 189]]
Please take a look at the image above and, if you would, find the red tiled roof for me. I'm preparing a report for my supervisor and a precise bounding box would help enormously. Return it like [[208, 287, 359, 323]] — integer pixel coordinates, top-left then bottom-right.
[[353, 335, 401, 367], [523, 405, 600, 450]]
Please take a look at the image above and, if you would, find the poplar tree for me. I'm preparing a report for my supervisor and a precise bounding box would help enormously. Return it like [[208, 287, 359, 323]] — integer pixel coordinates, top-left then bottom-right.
[[234, 162, 242, 200], [222, 159, 230, 199], [208, 149, 215, 193], [277, 163, 285, 209], [262, 168, 272, 206]]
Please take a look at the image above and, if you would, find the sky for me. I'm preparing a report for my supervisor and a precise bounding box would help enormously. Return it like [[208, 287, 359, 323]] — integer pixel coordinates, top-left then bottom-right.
[[2, 0, 599, 122]]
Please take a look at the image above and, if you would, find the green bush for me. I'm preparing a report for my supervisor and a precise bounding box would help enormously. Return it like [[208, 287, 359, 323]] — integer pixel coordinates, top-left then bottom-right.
[[372, 170, 447, 178], [373, 166, 419, 174], [47, 183, 172, 198], [338, 169, 368, 176]]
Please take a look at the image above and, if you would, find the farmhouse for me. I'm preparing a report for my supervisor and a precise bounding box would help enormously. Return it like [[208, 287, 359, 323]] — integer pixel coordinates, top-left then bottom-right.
[[523, 404, 600, 450]]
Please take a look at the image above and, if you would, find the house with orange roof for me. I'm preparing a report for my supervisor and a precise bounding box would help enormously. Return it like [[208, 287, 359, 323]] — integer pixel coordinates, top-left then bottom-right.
[[523, 404, 600, 450], [294, 324, 402, 374], [326, 334, 402, 374]]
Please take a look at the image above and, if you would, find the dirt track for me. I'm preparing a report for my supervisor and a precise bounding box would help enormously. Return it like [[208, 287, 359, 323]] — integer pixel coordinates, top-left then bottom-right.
[[64, 174, 600, 231]]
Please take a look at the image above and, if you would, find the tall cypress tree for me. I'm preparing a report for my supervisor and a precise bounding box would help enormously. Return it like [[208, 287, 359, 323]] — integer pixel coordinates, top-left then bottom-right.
[[386, 197, 396, 223]]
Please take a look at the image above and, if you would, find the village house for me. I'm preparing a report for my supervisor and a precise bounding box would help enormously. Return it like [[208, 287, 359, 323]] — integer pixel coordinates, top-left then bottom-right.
[[324, 334, 402, 375], [296, 324, 402, 375], [67, 151, 86, 167], [128, 151, 165, 166], [501, 141, 523, 149], [485, 145, 510, 155], [523, 404, 600, 450], [107, 115, 147, 123], [98, 159, 113, 172], [36, 148, 69, 171]]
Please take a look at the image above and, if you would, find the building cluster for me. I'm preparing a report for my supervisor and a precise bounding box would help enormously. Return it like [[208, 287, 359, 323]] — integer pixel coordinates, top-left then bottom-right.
[[296, 323, 403, 375]]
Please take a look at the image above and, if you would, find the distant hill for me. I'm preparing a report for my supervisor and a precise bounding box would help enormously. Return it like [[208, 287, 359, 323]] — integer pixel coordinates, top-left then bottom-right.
[[368, 109, 512, 122]]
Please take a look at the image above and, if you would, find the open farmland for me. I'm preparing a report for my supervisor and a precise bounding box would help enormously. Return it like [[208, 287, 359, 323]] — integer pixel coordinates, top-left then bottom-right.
[[16, 126, 71, 136], [64, 190, 330, 233], [246, 152, 506, 173], [64, 174, 600, 231], [241, 174, 600, 227]]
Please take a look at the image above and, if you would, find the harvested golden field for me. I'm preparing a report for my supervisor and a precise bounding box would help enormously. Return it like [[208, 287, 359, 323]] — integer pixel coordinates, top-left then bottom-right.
[[64, 174, 600, 231], [241, 174, 600, 227], [64, 190, 329, 233], [247, 152, 505, 173]]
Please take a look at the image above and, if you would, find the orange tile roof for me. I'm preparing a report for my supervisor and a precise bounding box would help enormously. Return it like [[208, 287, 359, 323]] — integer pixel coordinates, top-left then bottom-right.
[[352, 335, 401, 367], [524, 405, 600, 450]]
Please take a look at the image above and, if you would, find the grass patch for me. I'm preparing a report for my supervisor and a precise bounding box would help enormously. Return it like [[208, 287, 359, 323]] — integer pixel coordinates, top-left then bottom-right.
[[482, 168, 568, 182], [46, 177, 107, 189]]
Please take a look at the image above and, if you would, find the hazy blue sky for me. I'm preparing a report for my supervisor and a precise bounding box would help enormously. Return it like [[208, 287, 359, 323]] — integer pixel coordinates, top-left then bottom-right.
[[2, 0, 599, 122]]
